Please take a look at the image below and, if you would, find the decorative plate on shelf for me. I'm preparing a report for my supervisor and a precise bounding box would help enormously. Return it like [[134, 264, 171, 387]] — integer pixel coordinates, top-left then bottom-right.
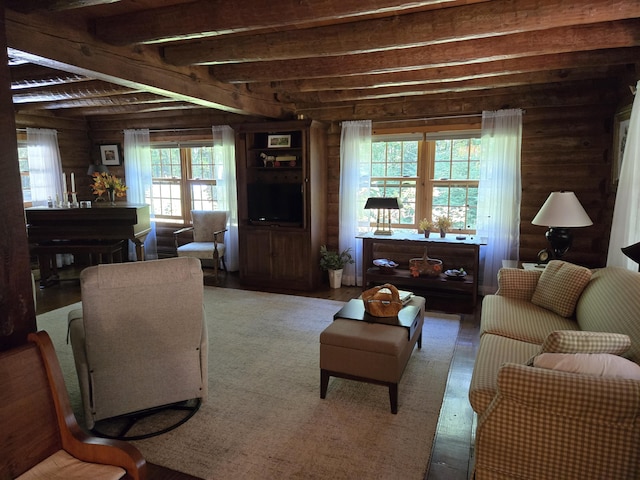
[[445, 269, 467, 280], [373, 258, 398, 273]]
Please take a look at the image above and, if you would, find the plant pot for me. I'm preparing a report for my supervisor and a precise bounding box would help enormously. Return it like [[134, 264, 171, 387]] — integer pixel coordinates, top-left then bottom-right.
[[328, 269, 343, 288], [424, 231, 431, 238], [439, 229, 446, 238]]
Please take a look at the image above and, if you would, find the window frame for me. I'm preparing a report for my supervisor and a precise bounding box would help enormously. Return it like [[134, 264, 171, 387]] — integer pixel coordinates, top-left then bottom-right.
[[370, 127, 481, 234]]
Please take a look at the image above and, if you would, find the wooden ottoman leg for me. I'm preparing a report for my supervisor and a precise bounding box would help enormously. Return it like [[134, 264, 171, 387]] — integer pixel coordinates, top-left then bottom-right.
[[389, 383, 398, 414], [320, 369, 330, 399]]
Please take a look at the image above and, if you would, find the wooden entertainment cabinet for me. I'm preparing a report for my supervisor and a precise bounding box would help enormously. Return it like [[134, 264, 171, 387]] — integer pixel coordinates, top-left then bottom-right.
[[359, 232, 483, 306], [234, 120, 327, 291]]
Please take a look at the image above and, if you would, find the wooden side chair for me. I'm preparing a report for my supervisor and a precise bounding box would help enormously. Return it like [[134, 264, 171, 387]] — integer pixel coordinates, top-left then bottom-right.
[[174, 210, 228, 281], [0, 331, 146, 480]]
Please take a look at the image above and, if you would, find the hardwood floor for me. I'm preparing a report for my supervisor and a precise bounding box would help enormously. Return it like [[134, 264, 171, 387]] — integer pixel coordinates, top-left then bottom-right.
[[35, 264, 479, 480]]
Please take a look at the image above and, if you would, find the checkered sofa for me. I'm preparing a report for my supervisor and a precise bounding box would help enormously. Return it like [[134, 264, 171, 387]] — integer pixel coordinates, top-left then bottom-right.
[[469, 261, 640, 480]]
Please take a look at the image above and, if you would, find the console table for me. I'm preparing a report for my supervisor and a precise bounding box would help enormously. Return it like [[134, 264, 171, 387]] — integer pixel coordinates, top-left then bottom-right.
[[358, 232, 485, 306]]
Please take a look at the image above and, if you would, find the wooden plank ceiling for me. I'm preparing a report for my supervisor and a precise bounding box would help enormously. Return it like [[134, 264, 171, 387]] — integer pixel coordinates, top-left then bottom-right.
[[4, 0, 640, 121]]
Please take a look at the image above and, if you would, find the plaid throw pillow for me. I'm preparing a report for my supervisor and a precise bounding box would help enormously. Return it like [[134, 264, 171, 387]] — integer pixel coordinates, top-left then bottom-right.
[[531, 260, 592, 317]]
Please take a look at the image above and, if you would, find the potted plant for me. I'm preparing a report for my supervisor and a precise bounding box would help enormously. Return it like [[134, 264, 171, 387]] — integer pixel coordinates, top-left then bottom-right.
[[418, 218, 433, 238], [435, 215, 452, 238], [320, 245, 354, 288]]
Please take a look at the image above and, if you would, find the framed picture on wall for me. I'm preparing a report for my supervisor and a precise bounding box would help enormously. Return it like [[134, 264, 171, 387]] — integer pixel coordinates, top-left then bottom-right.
[[613, 104, 632, 184], [100, 144, 121, 166]]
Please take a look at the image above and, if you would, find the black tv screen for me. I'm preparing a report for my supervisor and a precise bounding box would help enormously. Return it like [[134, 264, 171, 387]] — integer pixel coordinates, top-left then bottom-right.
[[248, 183, 303, 226]]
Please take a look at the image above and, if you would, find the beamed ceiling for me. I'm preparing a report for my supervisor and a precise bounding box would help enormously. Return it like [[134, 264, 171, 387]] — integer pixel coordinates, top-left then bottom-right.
[[4, 0, 640, 122]]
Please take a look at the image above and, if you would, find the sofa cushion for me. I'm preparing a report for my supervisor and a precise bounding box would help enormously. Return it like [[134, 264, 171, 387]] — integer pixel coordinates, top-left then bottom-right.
[[533, 353, 640, 380], [539, 330, 631, 355], [496, 267, 542, 301], [481, 295, 579, 345], [576, 266, 640, 364], [469, 333, 540, 414], [531, 260, 592, 318]]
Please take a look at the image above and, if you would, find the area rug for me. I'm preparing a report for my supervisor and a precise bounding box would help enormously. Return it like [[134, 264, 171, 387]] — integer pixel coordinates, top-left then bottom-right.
[[36, 287, 460, 480]]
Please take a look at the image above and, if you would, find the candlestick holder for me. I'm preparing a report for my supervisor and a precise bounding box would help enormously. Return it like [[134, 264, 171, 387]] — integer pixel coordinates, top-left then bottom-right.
[[71, 192, 78, 208]]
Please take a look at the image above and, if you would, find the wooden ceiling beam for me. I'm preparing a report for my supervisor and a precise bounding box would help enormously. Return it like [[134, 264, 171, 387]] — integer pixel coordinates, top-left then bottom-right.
[[5, 9, 293, 118], [94, 0, 482, 46], [163, 0, 640, 65], [210, 20, 640, 83], [5, 0, 122, 13], [281, 66, 623, 103], [270, 48, 640, 93], [12, 79, 137, 103]]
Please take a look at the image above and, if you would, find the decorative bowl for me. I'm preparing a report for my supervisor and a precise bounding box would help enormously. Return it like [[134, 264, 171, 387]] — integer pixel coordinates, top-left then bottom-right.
[[445, 269, 467, 280], [373, 258, 398, 273]]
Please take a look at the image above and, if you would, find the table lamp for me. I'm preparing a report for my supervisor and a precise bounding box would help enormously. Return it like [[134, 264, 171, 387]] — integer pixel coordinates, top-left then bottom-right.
[[531, 191, 592, 259], [622, 241, 640, 272], [364, 197, 402, 235], [87, 164, 109, 175]]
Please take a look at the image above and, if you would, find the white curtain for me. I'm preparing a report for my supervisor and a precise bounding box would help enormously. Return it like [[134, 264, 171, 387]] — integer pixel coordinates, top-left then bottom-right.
[[339, 120, 372, 286], [27, 128, 64, 206], [212, 125, 239, 272], [27, 128, 73, 267], [607, 81, 640, 269], [124, 129, 158, 260], [477, 109, 523, 294]]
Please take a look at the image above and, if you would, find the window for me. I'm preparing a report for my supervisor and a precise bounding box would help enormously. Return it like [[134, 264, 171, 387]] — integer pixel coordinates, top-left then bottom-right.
[[370, 131, 480, 233], [150, 143, 223, 223], [18, 142, 31, 205]]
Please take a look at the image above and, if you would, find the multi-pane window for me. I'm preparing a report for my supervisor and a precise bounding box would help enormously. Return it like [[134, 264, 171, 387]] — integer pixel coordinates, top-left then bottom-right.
[[369, 131, 480, 233], [150, 144, 222, 223], [18, 143, 31, 205]]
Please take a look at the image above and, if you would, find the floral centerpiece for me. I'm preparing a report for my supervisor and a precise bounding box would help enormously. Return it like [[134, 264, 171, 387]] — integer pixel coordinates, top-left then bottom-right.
[[91, 172, 127, 204]]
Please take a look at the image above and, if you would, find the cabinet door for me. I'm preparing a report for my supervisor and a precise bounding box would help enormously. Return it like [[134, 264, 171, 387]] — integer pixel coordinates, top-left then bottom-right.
[[271, 230, 310, 285], [239, 228, 272, 281]]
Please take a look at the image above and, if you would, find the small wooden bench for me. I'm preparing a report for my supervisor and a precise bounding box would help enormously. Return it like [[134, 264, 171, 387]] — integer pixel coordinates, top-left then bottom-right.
[[32, 240, 126, 287]]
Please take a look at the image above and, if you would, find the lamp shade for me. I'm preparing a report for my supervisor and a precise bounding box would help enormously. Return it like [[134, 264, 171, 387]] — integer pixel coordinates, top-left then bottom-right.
[[364, 197, 402, 209], [622, 241, 640, 264], [87, 164, 109, 175], [531, 191, 593, 227]]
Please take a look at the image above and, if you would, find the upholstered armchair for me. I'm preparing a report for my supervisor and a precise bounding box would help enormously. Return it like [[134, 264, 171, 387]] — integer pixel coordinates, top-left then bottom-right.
[[174, 210, 228, 280], [0, 331, 146, 479], [68, 257, 208, 437]]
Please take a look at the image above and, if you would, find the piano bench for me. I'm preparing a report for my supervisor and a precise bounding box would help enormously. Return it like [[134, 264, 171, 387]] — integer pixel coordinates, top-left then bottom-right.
[[32, 240, 126, 287]]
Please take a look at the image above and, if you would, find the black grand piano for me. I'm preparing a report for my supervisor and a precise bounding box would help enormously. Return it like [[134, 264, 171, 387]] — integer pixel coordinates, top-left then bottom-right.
[[26, 204, 151, 287]]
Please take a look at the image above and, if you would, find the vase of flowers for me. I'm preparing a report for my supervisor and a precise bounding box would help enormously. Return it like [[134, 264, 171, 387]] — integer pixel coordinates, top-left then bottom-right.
[[91, 172, 127, 205], [418, 218, 433, 238], [436, 215, 452, 238]]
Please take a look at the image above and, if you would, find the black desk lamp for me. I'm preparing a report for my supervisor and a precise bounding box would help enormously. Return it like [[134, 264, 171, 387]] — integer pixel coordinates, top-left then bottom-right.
[[364, 197, 402, 235], [622, 241, 640, 272], [531, 191, 593, 259]]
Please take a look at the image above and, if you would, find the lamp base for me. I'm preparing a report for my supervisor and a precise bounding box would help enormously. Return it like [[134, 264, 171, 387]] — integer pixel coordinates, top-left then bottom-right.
[[546, 227, 572, 259], [374, 229, 393, 236]]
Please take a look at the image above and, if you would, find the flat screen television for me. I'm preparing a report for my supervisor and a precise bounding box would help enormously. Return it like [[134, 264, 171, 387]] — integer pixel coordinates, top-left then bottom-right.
[[247, 183, 304, 226]]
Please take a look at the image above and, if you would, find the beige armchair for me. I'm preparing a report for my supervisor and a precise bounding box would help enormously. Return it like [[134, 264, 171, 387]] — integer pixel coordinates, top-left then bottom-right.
[[174, 210, 228, 280], [68, 257, 208, 438]]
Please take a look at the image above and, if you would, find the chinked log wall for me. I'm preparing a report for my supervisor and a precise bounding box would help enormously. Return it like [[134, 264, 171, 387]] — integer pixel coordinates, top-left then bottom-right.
[[14, 80, 632, 268]]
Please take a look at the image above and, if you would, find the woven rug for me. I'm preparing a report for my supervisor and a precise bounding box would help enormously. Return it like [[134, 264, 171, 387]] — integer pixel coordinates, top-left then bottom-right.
[[37, 287, 460, 480]]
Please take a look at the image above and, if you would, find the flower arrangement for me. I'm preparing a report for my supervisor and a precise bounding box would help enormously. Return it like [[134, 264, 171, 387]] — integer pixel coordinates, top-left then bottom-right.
[[418, 218, 433, 232], [91, 172, 127, 198], [435, 215, 452, 232]]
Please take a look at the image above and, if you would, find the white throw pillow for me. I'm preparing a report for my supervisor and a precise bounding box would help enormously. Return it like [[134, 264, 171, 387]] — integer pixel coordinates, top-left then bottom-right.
[[533, 353, 640, 380]]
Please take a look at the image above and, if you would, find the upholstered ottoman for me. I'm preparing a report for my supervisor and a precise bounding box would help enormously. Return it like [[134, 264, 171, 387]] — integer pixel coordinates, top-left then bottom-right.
[[319, 296, 425, 413]]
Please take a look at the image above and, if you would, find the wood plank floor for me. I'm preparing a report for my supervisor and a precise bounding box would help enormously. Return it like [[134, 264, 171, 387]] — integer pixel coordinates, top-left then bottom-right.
[[34, 265, 479, 480]]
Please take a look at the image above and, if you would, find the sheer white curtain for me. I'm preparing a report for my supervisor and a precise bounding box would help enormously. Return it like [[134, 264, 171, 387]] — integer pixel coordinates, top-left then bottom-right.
[[607, 81, 640, 269], [339, 120, 372, 286], [27, 128, 64, 206], [124, 129, 158, 260], [27, 128, 72, 267], [477, 109, 523, 294], [212, 125, 239, 272]]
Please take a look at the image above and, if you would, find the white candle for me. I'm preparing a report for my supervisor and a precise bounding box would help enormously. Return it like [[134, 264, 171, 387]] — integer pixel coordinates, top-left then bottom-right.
[[62, 172, 67, 193], [71, 172, 75, 192]]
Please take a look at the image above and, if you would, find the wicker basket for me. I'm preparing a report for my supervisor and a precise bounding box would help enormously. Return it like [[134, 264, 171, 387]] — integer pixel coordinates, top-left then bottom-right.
[[409, 257, 443, 277]]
